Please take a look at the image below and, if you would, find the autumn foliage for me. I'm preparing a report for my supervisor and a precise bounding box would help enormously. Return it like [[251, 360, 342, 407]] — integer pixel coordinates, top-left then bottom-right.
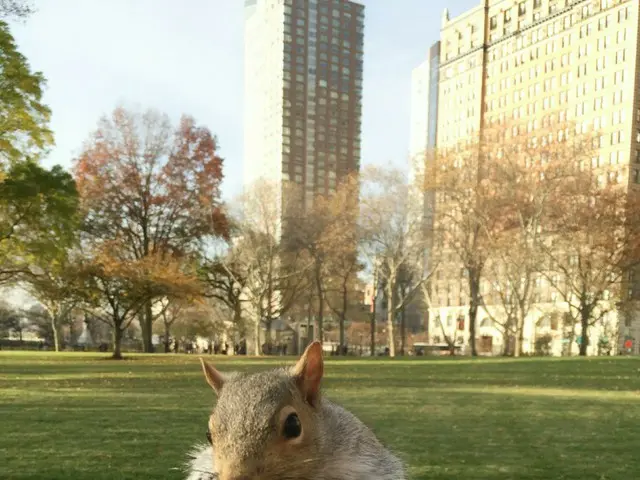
[[74, 241, 201, 359], [72, 106, 227, 352]]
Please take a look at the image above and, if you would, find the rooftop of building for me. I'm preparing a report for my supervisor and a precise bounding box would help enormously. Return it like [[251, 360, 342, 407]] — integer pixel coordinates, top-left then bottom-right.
[[441, 3, 484, 30]]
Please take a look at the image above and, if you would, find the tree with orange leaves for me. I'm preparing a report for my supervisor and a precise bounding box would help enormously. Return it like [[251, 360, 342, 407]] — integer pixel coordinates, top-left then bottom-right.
[[73, 106, 227, 353], [74, 242, 201, 359]]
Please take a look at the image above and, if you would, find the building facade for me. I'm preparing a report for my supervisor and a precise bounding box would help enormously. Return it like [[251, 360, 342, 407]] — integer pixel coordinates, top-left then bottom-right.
[[244, 0, 364, 216], [424, 0, 640, 355], [407, 42, 441, 334], [408, 42, 441, 203]]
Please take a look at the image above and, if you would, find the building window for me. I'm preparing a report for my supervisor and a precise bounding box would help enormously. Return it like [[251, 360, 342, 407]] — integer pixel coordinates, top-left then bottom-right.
[[519, 2, 526, 16], [619, 7, 629, 23], [618, 29, 627, 43]]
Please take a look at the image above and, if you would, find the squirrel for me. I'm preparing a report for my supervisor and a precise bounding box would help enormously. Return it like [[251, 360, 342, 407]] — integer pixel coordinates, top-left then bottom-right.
[[184, 341, 406, 480]]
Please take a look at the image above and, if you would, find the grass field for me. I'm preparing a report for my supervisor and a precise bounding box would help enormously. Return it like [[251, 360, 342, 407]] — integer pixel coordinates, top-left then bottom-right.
[[1, 353, 640, 480]]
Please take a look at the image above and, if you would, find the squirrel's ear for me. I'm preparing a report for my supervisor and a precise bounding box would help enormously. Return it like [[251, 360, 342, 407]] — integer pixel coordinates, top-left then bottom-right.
[[292, 341, 324, 406], [200, 358, 225, 394]]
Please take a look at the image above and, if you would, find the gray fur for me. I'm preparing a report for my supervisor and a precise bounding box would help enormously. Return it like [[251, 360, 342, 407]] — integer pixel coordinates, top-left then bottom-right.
[[184, 364, 406, 480]]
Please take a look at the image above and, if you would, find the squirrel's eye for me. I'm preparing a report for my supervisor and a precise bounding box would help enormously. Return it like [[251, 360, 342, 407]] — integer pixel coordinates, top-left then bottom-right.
[[206, 430, 212, 445], [282, 413, 302, 439]]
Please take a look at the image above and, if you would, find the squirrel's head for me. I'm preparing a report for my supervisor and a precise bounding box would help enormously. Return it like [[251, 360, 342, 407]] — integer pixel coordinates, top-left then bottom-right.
[[199, 341, 325, 480]]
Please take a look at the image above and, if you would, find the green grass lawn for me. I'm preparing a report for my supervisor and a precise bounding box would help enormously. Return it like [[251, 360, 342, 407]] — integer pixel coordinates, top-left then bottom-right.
[[1, 353, 640, 480]]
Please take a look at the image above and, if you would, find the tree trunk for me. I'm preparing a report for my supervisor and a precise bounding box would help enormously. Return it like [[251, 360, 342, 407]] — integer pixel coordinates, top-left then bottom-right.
[[141, 300, 154, 353], [233, 302, 243, 334], [265, 318, 273, 354], [387, 281, 396, 358], [306, 296, 314, 351], [51, 316, 60, 352], [518, 317, 525, 357], [468, 272, 480, 357], [254, 316, 261, 356], [112, 325, 124, 360], [400, 305, 406, 356], [501, 325, 511, 356], [514, 312, 525, 358], [579, 309, 590, 356], [163, 321, 171, 353], [315, 268, 324, 344], [568, 319, 575, 356], [339, 282, 348, 355], [370, 291, 376, 357]]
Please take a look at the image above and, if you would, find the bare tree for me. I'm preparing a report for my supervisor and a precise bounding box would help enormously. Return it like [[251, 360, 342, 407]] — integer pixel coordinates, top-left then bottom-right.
[[359, 166, 433, 357], [478, 123, 595, 356], [200, 246, 249, 342], [157, 298, 188, 353], [288, 174, 361, 351], [169, 299, 226, 350], [426, 141, 495, 356], [26, 263, 80, 352], [542, 167, 640, 356], [227, 179, 310, 355]]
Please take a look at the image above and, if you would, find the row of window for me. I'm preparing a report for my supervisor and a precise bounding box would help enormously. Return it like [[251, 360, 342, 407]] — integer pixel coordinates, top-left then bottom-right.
[[486, 29, 627, 78], [490, 0, 542, 30], [488, 1, 630, 41], [487, 84, 628, 128], [284, 0, 363, 18], [487, 37, 628, 79], [284, 11, 362, 32], [488, 77, 627, 123], [282, 152, 356, 172], [445, 2, 631, 63], [283, 132, 360, 149]]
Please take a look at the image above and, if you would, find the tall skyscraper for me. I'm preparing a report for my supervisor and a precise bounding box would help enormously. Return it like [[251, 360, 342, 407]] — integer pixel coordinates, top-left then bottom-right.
[[408, 42, 440, 232], [422, 0, 640, 355], [243, 0, 364, 217], [404, 42, 441, 335], [409, 43, 440, 164]]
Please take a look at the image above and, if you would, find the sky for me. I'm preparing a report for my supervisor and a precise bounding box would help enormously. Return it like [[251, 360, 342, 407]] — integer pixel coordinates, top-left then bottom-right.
[[10, 0, 479, 202]]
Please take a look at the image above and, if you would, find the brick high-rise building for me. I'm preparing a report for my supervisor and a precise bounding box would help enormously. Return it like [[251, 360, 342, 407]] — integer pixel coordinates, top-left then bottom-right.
[[418, 0, 640, 355], [243, 0, 364, 217]]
